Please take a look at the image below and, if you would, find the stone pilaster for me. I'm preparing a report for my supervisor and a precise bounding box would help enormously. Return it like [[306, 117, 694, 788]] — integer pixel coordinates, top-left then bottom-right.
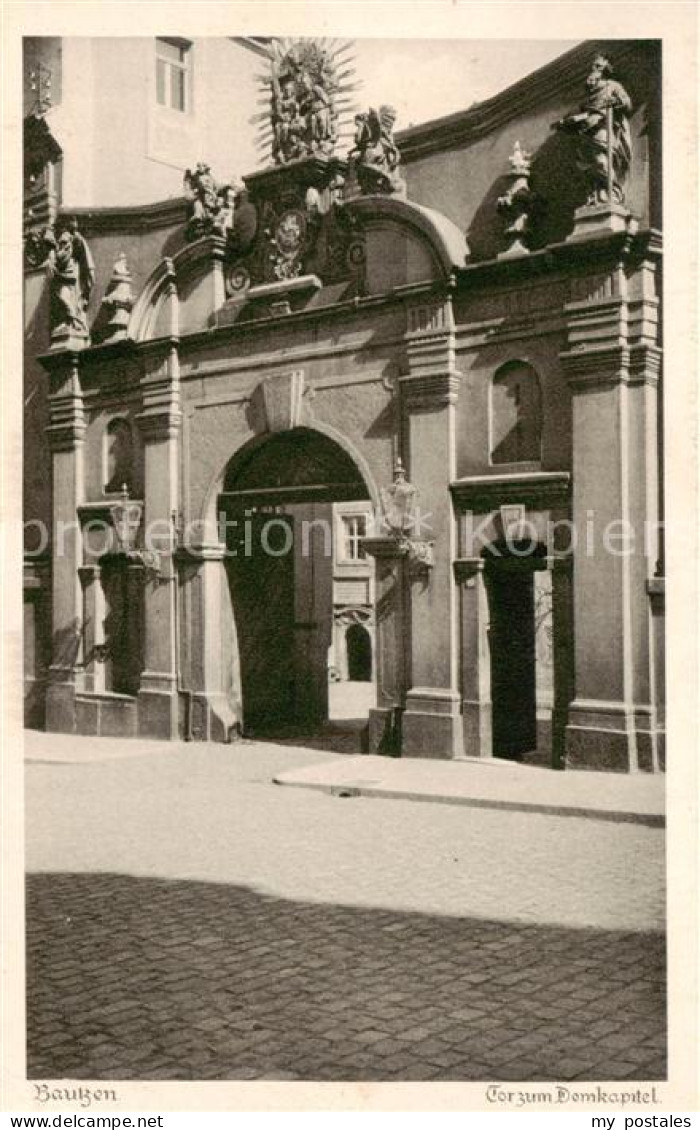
[[43, 350, 86, 733], [362, 537, 410, 755], [647, 576, 665, 771], [549, 554, 575, 770], [399, 297, 463, 758], [135, 339, 182, 738], [561, 259, 662, 771], [78, 564, 103, 694], [453, 558, 491, 758], [175, 543, 240, 743]]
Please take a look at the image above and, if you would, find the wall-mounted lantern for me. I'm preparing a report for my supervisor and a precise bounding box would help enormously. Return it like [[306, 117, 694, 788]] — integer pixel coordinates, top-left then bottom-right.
[[380, 459, 434, 573], [108, 484, 161, 578], [110, 484, 142, 554]]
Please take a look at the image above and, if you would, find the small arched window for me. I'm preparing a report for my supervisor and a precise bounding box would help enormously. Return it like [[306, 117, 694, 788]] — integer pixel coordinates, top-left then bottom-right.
[[490, 360, 542, 465], [104, 418, 134, 495]]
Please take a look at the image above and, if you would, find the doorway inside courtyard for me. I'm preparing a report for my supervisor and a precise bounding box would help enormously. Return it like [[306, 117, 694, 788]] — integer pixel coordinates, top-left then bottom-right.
[[219, 428, 376, 753]]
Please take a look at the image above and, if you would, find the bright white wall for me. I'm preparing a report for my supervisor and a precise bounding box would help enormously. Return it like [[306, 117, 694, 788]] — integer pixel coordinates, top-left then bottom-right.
[[35, 37, 262, 208]]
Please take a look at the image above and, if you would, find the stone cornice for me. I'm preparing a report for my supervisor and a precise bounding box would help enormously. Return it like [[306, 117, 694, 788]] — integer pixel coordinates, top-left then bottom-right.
[[454, 229, 661, 293], [57, 198, 188, 237], [559, 344, 635, 389], [397, 40, 657, 163], [399, 370, 461, 408], [45, 353, 86, 451], [136, 405, 182, 441], [450, 471, 571, 513], [38, 348, 84, 378], [628, 344, 662, 386], [77, 500, 144, 526]]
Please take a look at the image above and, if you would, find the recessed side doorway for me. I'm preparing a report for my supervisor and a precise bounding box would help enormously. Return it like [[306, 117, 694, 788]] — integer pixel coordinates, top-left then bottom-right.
[[484, 545, 548, 762], [218, 428, 374, 749]]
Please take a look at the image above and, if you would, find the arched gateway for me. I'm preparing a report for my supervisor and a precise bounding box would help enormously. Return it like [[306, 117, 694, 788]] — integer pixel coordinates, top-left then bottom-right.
[[218, 427, 372, 737]]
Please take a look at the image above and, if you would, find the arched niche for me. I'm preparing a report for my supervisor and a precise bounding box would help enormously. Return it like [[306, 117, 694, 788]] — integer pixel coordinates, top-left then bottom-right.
[[103, 416, 135, 495], [490, 359, 543, 466]]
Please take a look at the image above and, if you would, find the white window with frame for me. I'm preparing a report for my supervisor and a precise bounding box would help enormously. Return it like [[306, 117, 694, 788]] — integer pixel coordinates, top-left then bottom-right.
[[155, 38, 192, 113], [340, 514, 367, 562]]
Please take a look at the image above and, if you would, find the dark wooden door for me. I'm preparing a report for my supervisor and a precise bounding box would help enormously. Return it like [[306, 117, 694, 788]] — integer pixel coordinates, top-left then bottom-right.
[[487, 566, 537, 760], [225, 512, 295, 735]]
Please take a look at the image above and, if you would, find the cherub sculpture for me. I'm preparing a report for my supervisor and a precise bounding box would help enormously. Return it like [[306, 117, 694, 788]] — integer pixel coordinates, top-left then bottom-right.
[[183, 163, 237, 240]]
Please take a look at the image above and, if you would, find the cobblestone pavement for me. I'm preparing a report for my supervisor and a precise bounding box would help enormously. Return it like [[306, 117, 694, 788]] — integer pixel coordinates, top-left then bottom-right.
[[25, 739, 666, 1082]]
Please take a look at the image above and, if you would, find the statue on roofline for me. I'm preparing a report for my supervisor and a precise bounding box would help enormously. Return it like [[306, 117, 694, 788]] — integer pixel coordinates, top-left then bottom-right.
[[554, 54, 633, 206], [261, 38, 355, 166], [271, 73, 306, 164], [46, 220, 95, 344], [95, 252, 134, 344], [183, 163, 240, 240], [347, 105, 405, 196]]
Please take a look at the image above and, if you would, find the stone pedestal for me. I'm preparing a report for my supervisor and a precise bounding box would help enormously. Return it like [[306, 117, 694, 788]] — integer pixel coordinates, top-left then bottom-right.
[[567, 203, 634, 243]]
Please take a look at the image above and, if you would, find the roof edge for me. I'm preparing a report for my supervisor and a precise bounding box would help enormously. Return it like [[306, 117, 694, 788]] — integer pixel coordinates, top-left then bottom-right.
[[397, 39, 659, 162]]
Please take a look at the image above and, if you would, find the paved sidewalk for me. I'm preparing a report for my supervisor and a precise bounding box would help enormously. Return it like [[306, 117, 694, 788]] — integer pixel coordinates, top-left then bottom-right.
[[25, 731, 666, 1082], [274, 754, 665, 826]]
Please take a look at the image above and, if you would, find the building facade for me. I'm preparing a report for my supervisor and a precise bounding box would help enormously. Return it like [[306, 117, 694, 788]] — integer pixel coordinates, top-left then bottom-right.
[[23, 37, 664, 772]]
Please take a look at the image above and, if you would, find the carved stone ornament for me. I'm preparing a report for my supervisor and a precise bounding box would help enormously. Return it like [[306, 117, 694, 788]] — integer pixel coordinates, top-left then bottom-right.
[[346, 105, 406, 197], [553, 54, 633, 206], [499, 503, 526, 541], [183, 163, 240, 241], [497, 141, 539, 257], [260, 369, 306, 433], [270, 206, 308, 280], [96, 253, 134, 343], [222, 164, 367, 297], [254, 38, 359, 167], [24, 110, 62, 252], [46, 220, 95, 347], [25, 224, 57, 269]]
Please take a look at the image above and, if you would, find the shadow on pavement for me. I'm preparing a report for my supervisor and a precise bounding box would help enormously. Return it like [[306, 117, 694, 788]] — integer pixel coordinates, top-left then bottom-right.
[[26, 871, 667, 1083]]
